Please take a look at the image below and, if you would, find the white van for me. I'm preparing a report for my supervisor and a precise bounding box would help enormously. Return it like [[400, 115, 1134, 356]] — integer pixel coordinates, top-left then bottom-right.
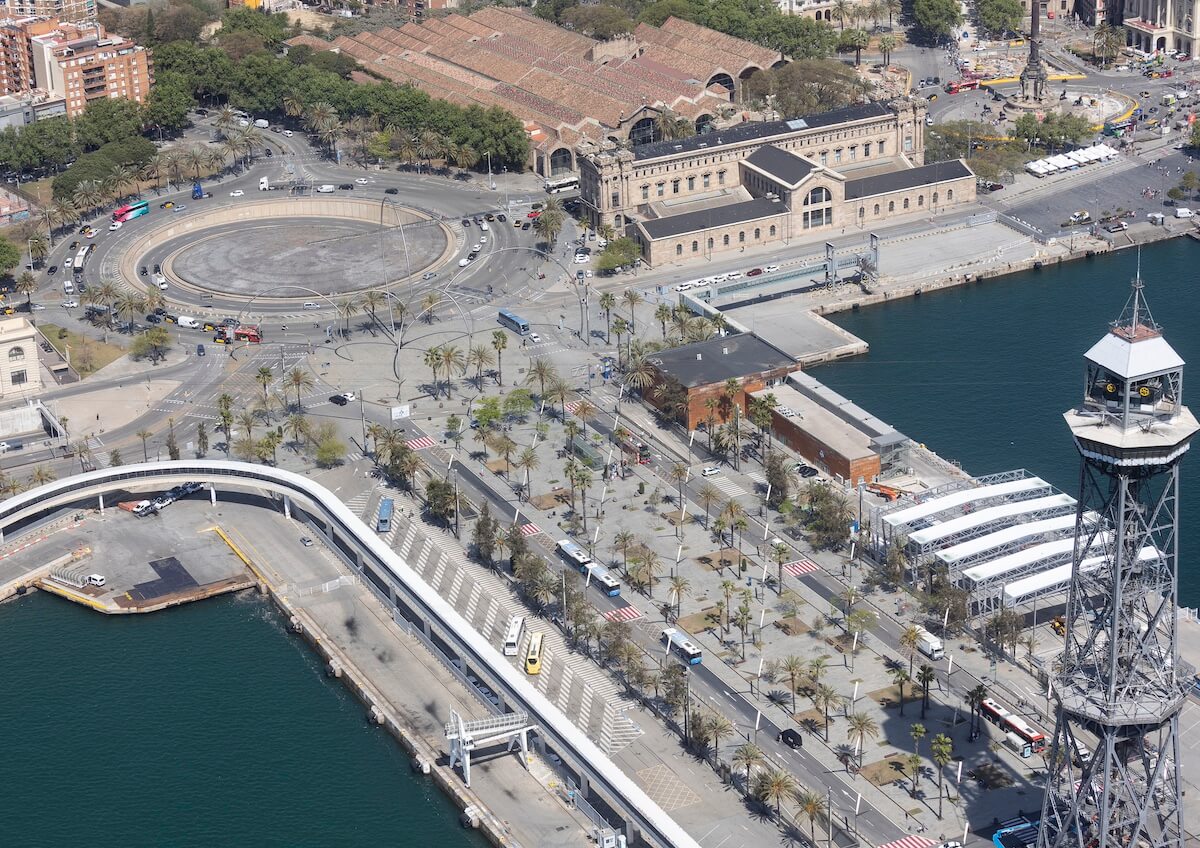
[[1175, 207, 1195, 218], [259, 176, 270, 191], [177, 316, 200, 329], [253, 118, 269, 129], [87, 574, 106, 587], [62, 280, 75, 295], [316, 184, 335, 193]]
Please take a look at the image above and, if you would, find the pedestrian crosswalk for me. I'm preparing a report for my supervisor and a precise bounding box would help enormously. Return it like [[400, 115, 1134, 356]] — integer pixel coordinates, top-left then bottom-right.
[[745, 470, 766, 485], [709, 475, 748, 498], [518, 522, 540, 537], [876, 837, 935, 848], [602, 604, 643, 623], [784, 558, 821, 576], [405, 436, 437, 450]]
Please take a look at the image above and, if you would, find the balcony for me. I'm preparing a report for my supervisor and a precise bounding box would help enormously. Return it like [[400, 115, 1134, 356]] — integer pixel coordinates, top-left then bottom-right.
[[1124, 17, 1169, 34]]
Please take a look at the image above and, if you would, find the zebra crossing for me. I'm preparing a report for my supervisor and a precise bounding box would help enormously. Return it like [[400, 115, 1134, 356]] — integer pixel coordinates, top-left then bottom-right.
[[405, 436, 437, 450], [708, 475, 749, 498], [784, 557, 821, 576], [602, 604, 643, 623], [744, 470, 766, 485]]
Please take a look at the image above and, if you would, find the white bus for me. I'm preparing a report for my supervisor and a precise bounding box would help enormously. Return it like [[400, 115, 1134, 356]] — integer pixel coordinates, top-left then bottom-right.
[[72, 246, 89, 274], [662, 627, 703, 665], [544, 175, 579, 194], [502, 615, 525, 656], [584, 563, 621, 597], [556, 538, 592, 570]]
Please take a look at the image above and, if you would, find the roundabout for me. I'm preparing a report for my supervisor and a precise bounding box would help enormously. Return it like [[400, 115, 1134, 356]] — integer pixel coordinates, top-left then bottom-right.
[[118, 198, 456, 305]]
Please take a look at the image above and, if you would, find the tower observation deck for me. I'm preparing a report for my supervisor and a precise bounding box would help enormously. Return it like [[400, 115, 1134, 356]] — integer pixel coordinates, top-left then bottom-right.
[[1037, 275, 1194, 848]]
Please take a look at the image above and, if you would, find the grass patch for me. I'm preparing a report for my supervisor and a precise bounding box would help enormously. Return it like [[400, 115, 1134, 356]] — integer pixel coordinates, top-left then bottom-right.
[[859, 754, 908, 787], [677, 605, 721, 634], [39, 323, 125, 377]]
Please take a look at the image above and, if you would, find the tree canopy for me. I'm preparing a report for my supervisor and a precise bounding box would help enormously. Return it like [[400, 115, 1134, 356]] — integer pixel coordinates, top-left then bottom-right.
[[743, 59, 863, 117], [976, 0, 1023, 36], [912, 0, 964, 41]]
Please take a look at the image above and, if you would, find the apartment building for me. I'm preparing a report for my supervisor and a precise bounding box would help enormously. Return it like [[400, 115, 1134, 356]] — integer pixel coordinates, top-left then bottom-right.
[[30, 20, 149, 117], [0, 0, 95, 26]]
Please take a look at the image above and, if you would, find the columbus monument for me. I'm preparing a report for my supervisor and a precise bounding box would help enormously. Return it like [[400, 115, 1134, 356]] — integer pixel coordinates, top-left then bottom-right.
[[1020, 1, 1048, 101]]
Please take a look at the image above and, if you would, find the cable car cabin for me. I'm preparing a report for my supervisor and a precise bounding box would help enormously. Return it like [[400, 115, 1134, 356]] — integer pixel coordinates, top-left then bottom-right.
[[524, 631, 543, 675]]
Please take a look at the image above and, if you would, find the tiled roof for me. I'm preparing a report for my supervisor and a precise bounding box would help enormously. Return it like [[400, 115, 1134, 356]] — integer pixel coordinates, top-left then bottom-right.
[[659, 16, 779, 69], [742, 145, 816, 187], [637, 196, 787, 240], [284, 34, 334, 51], [844, 159, 974, 199], [471, 6, 594, 57]]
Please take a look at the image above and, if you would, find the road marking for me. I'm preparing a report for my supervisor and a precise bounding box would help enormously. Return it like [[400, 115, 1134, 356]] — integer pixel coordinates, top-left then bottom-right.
[[519, 522, 541, 537], [405, 436, 437, 450], [783, 558, 821, 576], [603, 604, 643, 623]]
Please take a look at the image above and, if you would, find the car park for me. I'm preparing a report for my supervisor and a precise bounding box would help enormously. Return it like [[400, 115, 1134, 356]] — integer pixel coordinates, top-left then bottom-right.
[[673, 282, 692, 292], [725, 271, 742, 280], [799, 465, 819, 478], [701, 466, 720, 476], [574, 254, 589, 264]]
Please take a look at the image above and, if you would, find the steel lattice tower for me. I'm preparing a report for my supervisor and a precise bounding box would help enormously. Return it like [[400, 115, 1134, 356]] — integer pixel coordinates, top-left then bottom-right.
[[1037, 276, 1194, 848]]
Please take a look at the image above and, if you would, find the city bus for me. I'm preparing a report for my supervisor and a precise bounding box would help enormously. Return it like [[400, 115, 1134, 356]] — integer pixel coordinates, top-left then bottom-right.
[[980, 697, 1047, 753], [661, 627, 703, 665], [945, 79, 980, 94], [502, 615, 525, 656], [584, 563, 621, 597], [497, 308, 530, 336], [112, 199, 150, 223], [555, 538, 593, 570], [524, 631, 543, 675], [1104, 118, 1135, 136], [544, 175, 579, 194], [72, 246, 89, 274], [376, 497, 394, 533]]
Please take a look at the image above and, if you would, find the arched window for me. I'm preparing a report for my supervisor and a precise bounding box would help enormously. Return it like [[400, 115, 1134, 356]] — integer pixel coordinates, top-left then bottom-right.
[[687, 176, 695, 191], [707, 237, 714, 249], [873, 204, 880, 215], [888, 201, 895, 213], [932, 191, 939, 204], [671, 179, 681, 195], [903, 197, 910, 209], [723, 234, 730, 246], [753, 228, 761, 240], [859, 206, 865, 218], [805, 187, 832, 205], [738, 231, 746, 243], [641, 184, 649, 201], [769, 225, 776, 237], [947, 189, 954, 200], [917, 195, 924, 207], [7, 347, 23, 362], [676, 244, 683, 256], [691, 240, 699, 252]]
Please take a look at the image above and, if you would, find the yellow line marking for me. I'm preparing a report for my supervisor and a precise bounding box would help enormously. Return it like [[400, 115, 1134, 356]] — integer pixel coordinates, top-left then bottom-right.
[[38, 580, 108, 611]]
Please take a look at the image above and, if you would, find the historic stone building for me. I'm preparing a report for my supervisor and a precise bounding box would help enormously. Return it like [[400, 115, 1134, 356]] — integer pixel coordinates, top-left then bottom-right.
[[576, 99, 975, 267]]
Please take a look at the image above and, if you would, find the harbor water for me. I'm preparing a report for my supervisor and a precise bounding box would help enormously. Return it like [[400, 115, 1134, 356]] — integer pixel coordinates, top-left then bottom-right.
[[816, 238, 1200, 607], [0, 590, 486, 848]]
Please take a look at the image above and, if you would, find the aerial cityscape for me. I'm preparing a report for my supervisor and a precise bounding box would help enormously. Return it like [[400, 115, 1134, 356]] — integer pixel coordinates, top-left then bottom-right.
[[0, 1, 1198, 847]]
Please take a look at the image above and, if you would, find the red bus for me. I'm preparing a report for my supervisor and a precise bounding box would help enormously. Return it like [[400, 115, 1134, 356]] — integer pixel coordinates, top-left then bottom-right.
[[233, 325, 263, 343], [980, 697, 1047, 752], [112, 200, 150, 222], [945, 79, 980, 94]]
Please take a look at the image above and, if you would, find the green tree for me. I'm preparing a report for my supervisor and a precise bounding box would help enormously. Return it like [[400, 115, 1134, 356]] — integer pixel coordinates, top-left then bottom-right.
[[794, 788, 827, 846], [131, 327, 172, 363], [976, 0, 1022, 36], [731, 743, 764, 794], [845, 711, 879, 767], [890, 666, 911, 716], [753, 766, 798, 818], [839, 28, 870, 66], [0, 238, 21, 274], [930, 733, 953, 819], [912, 0, 963, 39], [196, 422, 208, 457]]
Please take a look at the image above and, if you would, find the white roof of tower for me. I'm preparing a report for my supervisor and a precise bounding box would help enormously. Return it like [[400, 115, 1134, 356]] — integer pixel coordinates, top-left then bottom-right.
[[1084, 331, 1183, 382]]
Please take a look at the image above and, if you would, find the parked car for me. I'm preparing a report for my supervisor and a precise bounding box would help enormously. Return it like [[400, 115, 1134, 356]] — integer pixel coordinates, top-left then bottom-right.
[[354, 177, 370, 185], [1106, 221, 1129, 232], [746, 267, 763, 276], [229, 189, 244, 197], [300, 536, 314, 547]]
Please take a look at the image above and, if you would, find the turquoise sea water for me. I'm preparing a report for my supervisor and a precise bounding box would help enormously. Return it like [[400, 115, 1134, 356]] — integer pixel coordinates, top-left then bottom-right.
[[814, 239, 1200, 606], [0, 591, 486, 848]]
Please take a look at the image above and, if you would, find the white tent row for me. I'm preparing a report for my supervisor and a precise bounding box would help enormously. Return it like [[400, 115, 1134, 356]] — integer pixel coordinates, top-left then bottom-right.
[[1024, 145, 1117, 177], [1002, 546, 1159, 606], [913, 493, 1076, 551], [883, 477, 1051, 532], [961, 530, 1114, 587], [937, 511, 1097, 568]]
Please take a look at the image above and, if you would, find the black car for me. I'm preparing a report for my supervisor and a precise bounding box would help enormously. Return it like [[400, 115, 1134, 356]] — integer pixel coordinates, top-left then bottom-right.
[[385, 187, 399, 195], [779, 729, 804, 749], [221, 316, 238, 326], [196, 344, 206, 357], [461, 218, 471, 227], [496, 213, 507, 222], [467, 250, 478, 261], [521, 221, 531, 230], [799, 466, 819, 478], [68, 241, 79, 251], [338, 183, 354, 190], [139, 265, 147, 276], [329, 394, 349, 406], [154, 307, 167, 316], [145, 313, 161, 323], [153, 263, 161, 274], [47, 265, 57, 275]]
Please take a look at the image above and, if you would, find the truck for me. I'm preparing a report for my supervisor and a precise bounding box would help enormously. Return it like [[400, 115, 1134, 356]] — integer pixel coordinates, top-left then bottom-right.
[[259, 176, 270, 191], [915, 626, 945, 660], [233, 324, 263, 343]]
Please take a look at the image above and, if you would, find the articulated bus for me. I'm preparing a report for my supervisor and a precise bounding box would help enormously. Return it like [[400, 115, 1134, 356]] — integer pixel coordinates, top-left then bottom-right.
[[556, 538, 592, 569], [72, 246, 89, 274], [980, 697, 1047, 753], [584, 563, 621, 597], [661, 627, 703, 665], [544, 175, 579, 194], [497, 308, 530, 336], [112, 199, 150, 223], [524, 631, 543, 675], [376, 497, 394, 533], [502, 615, 525, 656]]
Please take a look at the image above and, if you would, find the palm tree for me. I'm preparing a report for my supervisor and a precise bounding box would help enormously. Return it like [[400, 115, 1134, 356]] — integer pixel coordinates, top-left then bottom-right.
[[532, 197, 566, 247], [423, 346, 442, 397], [599, 291, 616, 343], [15, 272, 36, 309], [621, 288, 643, 335], [667, 574, 689, 620], [612, 529, 636, 576], [414, 129, 445, 172], [905, 752, 923, 798], [27, 464, 56, 487], [467, 344, 495, 388], [1093, 24, 1127, 68], [910, 721, 926, 756], [27, 234, 48, 266], [136, 428, 152, 461], [514, 445, 539, 498], [890, 666, 911, 716], [930, 733, 953, 819], [71, 180, 104, 216], [653, 108, 695, 141], [885, 0, 901, 27], [832, 0, 853, 29], [611, 316, 629, 367], [879, 33, 898, 66], [899, 624, 921, 676], [491, 330, 507, 385], [336, 297, 358, 336], [524, 356, 558, 400], [255, 366, 274, 402], [449, 142, 478, 175], [287, 367, 314, 409], [706, 713, 734, 762], [967, 683, 988, 737], [845, 711, 879, 767], [284, 413, 309, 451], [360, 290, 387, 331], [755, 766, 798, 818], [283, 92, 306, 121], [653, 302, 673, 340], [47, 199, 79, 236], [180, 146, 208, 180], [842, 28, 871, 66], [113, 292, 146, 330], [781, 654, 806, 715], [793, 788, 828, 846], [304, 101, 337, 133], [917, 664, 936, 718], [731, 743, 764, 793], [812, 683, 843, 742], [235, 410, 258, 443], [106, 163, 138, 201], [438, 344, 466, 396]]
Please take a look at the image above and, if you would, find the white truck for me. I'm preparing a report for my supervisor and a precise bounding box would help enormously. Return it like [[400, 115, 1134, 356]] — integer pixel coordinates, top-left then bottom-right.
[[176, 316, 200, 329], [915, 626, 945, 660], [259, 176, 270, 191]]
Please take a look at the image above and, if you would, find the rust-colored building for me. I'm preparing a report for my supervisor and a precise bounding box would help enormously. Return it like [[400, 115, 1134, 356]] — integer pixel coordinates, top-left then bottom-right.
[[27, 20, 151, 117], [643, 333, 799, 429]]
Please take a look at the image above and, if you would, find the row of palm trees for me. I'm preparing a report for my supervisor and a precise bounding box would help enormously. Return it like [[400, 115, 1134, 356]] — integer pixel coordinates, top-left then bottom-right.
[[829, 0, 902, 31]]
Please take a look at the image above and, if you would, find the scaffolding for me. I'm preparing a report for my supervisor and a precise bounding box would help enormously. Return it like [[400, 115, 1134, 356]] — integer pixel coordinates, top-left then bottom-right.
[[445, 709, 535, 788]]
